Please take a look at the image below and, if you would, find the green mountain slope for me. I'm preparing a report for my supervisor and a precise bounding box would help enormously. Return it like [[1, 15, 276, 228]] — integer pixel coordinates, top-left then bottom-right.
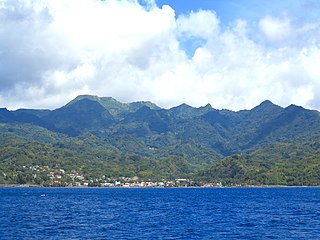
[[200, 140, 320, 186], [1, 95, 320, 185]]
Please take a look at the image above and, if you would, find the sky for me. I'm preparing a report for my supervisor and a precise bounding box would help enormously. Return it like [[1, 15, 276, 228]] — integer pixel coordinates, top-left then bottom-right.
[[1, 0, 320, 111]]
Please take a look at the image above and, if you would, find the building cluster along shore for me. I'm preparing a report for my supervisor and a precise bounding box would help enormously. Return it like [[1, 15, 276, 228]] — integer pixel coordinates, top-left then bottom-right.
[[2, 165, 224, 187]]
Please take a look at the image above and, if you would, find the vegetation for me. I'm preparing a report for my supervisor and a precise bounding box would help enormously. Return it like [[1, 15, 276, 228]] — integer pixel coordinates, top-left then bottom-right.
[[200, 142, 320, 186], [1, 95, 320, 186]]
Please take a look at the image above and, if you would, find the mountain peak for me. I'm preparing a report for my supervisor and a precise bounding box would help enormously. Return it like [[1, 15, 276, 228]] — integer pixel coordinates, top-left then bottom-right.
[[169, 103, 195, 116], [129, 101, 160, 111], [252, 100, 282, 111], [283, 104, 308, 116], [66, 95, 162, 119], [199, 103, 213, 111], [66, 95, 100, 106], [286, 104, 303, 109], [261, 99, 273, 105], [171, 103, 193, 110], [258, 100, 275, 108]]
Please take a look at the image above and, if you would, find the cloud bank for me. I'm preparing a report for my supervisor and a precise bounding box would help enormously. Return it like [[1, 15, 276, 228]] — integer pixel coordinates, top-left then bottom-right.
[[1, 0, 320, 111]]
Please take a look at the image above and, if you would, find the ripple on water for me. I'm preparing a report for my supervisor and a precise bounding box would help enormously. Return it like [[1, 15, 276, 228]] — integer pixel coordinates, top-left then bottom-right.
[[0, 187, 320, 239]]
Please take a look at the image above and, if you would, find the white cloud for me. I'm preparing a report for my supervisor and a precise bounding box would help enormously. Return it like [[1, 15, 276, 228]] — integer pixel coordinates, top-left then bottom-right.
[[177, 10, 220, 39], [0, 0, 320, 112], [259, 15, 292, 42]]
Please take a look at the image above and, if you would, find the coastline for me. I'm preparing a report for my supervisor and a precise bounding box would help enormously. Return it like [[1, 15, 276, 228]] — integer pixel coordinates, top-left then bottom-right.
[[1, 184, 320, 188]]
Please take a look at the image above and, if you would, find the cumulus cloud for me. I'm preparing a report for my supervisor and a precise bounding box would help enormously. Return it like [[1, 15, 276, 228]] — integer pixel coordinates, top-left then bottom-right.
[[177, 10, 220, 39], [0, 0, 320, 111], [259, 15, 292, 42]]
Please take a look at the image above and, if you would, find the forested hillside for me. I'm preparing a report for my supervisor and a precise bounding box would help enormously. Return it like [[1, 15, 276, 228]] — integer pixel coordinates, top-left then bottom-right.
[[1, 95, 320, 186]]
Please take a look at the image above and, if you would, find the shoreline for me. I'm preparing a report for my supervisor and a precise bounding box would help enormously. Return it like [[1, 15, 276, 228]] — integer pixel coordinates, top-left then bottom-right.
[[1, 184, 320, 189]]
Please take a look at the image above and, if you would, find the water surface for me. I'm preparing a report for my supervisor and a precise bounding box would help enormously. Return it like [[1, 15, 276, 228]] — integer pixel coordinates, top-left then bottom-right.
[[1, 187, 319, 239]]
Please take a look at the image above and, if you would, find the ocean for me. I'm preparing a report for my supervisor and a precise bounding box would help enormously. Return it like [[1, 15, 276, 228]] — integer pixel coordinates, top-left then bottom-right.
[[1, 187, 319, 239]]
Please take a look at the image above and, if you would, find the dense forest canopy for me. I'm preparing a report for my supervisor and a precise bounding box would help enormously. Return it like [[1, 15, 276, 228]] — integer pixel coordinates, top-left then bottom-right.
[[1, 95, 320, 186]]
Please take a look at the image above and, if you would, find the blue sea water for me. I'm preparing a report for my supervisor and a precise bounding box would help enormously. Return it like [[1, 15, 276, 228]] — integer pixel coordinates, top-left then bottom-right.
[[0, 187, 320, 239]]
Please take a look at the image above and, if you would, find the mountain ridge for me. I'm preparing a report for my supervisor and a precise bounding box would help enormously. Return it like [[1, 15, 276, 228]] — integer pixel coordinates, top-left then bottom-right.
[[1, 95, 319, 156], [1, 95, 320, 185]]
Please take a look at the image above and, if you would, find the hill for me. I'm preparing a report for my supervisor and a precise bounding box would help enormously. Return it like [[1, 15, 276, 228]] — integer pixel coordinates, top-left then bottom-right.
[[1, 95, 320, 186]]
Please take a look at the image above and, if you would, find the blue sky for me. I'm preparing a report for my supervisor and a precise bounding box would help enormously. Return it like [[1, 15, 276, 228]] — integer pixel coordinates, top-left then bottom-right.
[[156, 0, 282, 21], [155, 0, 319, 23], [0, 0, 320, 111], [153, 0, 320, 56]]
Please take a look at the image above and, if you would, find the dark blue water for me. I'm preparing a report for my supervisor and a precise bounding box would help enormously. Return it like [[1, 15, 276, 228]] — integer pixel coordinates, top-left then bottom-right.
[[1, 187, 320, 239]]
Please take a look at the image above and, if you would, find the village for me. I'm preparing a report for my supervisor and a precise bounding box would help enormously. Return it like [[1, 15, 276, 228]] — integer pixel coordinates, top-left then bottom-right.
[[17, 165, 223, 188]]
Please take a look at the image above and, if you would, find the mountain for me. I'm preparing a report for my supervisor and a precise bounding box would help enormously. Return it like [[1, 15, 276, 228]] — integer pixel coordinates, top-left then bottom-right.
[[67, 95, 160, 119], [43, 98, 114, 136], [201, 140, 320, 186], [1, 95, 320, 185], [0, 108, 16, 122]]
